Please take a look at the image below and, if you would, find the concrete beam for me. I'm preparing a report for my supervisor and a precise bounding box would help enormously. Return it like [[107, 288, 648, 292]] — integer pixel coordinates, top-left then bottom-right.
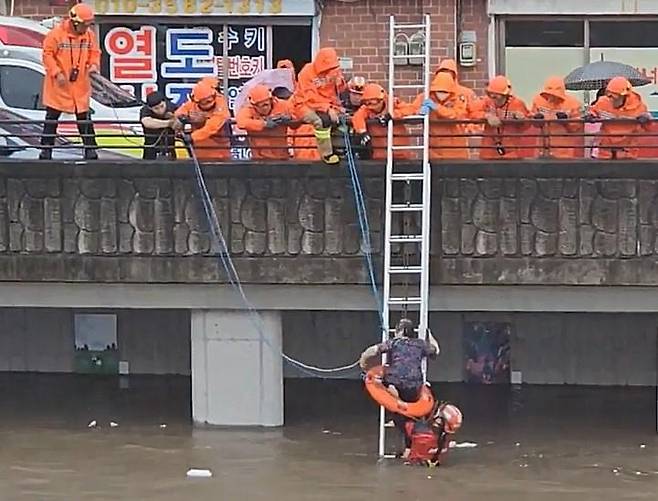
[[3, 282, 658, 312]]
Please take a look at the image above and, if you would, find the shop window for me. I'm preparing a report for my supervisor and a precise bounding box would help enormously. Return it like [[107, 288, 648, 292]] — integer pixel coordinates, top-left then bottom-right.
[[590, 21, 658, 48], [505, 20, 584, 47], [272, 25, 312, 73]]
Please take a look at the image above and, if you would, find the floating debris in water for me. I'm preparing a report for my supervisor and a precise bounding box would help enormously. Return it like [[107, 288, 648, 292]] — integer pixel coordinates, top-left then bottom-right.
[[515, 442, 521, 447], [449, 441, 478, 449], [332, 432, 342, 436], [612, 468, 620, 474], [186, 469, 212, 478], [110, 422, 119, 428], [160, 424, 167, 429], [520, 463, 528, 468], [427, 475, 432, 479], [640, 444, 646, 449], [87, 420, 97, 428], [322, 430, 331, 434], [486, 441, 495, 445]]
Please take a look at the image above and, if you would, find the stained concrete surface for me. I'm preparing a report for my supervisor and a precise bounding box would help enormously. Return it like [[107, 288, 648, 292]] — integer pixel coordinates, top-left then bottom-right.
[[0, 374, 657, 500]]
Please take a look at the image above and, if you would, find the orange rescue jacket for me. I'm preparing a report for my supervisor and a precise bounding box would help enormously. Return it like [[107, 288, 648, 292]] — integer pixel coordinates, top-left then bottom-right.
[[236, 98, 293, 160], [42, 20, 100, 114], [589, 92, 650, 159], [472, 95, 531, 159], [293, 48, 344, 118], [351, 96, 412, 160], [531, 80, 583, 159], [406, 73, 469, 159], [176, 96, 231, 161]]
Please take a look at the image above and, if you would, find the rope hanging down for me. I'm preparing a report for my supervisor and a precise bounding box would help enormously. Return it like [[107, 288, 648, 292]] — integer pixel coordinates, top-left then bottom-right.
[[187, 137, 381, 377]]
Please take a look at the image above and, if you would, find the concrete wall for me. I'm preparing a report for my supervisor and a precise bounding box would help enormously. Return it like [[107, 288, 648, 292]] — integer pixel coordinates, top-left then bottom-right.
[[282, 311, 658, 386], [0, 308, 190, 375], [5, 161, 658, 287], [0, 308, 74, 372]]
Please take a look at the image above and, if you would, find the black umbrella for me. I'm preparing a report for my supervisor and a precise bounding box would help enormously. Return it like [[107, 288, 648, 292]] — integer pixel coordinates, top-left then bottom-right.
[[564, 60, 651, 91]]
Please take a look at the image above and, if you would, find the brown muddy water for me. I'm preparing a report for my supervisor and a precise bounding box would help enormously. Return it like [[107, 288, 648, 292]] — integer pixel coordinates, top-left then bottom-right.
[[0, 374, 657, 500]]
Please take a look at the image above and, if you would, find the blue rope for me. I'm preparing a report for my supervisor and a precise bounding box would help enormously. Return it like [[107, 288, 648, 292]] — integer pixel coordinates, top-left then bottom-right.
[[340, 121, 384, 328], [187, 142, 360, 379]]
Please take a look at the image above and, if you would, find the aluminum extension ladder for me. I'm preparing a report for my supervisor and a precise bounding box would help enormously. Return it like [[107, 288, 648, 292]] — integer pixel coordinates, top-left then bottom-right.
[[378, 14, 432, 458]]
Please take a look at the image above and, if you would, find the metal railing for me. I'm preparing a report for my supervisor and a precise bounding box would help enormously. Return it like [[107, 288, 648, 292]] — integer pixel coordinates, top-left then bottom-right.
[[0, 117, 656, 161]]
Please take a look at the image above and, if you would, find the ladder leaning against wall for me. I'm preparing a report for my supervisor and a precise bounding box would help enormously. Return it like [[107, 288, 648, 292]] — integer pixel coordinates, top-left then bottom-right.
[[378, 14, 433, 458]]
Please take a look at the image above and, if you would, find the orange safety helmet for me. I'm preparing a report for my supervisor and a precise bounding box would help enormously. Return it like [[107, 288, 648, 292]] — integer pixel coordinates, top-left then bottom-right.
[[606, 76, 632, 97], [362, 83, 386, 102], [191, 81, 216, 103], [248, 84, 272, 105], [430, 72, 456, 93], [348, 76, 366, 94], [540, 76, 567, 100], [486, 75, 512, 96], [199, 76, 220, 92], [313, 47, 340, 74], [435, 58, 458, 78], [435, 403, 463, 434], [70, 3, 95, 23]]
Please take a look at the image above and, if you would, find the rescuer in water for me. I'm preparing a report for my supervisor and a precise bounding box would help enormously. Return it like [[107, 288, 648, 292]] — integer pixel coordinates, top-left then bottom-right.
[[401, 403, 463, 465]]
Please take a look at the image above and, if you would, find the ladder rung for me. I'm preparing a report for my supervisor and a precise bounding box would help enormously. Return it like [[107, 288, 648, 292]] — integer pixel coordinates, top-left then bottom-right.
[[391, 173, 425, 181], [387, 327, 420, 334], [392, 84, 425, 89], [392, 55, 427, 60], [389, 265, 423, 274], [390, 204, 423, 212], [383, 454, 397, 459], [389, 234, 423, 243], [389, 297, 422, 305], [393, 24, 427, 29], [392, 145, 424, 151], [403, 115, 425, 120]]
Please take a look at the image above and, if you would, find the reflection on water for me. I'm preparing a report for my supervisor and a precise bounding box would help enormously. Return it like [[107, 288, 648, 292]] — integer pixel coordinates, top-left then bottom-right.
[[0, 374, 657, 500]]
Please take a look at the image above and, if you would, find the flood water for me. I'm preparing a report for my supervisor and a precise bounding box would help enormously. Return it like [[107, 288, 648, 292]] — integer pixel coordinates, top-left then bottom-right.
[[0, 374, 657, 500]]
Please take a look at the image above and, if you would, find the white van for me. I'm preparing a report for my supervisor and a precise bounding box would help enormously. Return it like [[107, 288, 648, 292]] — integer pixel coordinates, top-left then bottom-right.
[[0, 47, 143, 156]]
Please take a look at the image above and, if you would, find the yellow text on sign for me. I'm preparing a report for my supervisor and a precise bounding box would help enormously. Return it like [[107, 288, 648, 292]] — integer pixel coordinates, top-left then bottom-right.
[[93, 0, 283, 15]]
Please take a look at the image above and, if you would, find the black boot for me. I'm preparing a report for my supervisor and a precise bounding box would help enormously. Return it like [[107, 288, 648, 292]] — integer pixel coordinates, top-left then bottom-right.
[[84, 148, 98, 160], [39, 148, 52, 160]]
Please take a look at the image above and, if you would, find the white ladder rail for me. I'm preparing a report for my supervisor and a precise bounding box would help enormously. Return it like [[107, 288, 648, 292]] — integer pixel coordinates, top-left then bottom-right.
[[379, 13, 432, 458]]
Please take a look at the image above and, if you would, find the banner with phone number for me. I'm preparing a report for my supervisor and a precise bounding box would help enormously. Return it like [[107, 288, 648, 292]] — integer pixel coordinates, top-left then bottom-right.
[[99, 22, 270, 158], [88, 0, 315, 16]]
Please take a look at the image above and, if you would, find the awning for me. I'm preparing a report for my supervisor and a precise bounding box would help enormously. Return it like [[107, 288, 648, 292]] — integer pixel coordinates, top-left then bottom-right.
[[488, 0, 658, 15]]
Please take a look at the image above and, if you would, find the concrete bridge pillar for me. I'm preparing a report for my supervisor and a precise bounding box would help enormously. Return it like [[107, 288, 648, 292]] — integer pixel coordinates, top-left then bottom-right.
[[191, 309, 283, 426]]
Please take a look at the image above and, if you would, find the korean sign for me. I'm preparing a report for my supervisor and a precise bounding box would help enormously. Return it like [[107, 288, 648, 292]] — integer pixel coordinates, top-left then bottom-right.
[[100, 23, 270, 108], [88, 0, 315, 16]]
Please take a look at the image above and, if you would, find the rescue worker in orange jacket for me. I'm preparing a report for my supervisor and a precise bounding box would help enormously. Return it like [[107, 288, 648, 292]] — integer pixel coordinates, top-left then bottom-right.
[[40, 3, 100, 160], [434, 58, 478, 112], [175, 80, 231, 161], [293, 48, 346, 164], [531, 76, 583, 158], [412, 72, 469, 159], [472, 76, 531, 159], [340, 76, 366, 113], [236, 84, 293, 161], [587, 76, 652, 159], [351, 83, 413, 160], [277, 59, 320, 161]]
